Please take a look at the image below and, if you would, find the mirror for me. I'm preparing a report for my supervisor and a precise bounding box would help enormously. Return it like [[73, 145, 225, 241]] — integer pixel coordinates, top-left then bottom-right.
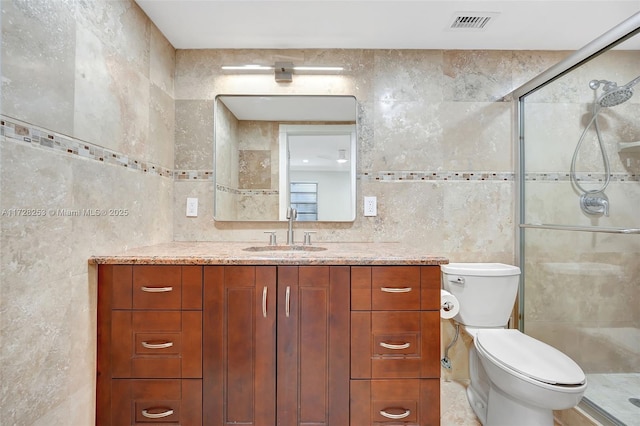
[[214, 95, 357, 222]]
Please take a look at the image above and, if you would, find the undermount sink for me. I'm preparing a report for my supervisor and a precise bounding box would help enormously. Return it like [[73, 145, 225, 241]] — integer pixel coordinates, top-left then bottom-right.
[[243, 245, 327, 252]]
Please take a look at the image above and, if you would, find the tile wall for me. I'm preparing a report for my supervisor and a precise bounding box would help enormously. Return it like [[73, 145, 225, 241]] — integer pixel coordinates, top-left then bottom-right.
[[1, 1, 174, 424], [172, 48, 559, 254]]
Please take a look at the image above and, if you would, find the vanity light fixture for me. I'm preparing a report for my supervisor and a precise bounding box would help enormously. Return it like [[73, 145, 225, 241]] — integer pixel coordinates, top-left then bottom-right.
[[221, 61, 344, 83]]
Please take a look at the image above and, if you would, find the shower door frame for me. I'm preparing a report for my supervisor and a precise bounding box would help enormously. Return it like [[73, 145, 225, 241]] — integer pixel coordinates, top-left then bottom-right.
[[511, 11, 640, 426]]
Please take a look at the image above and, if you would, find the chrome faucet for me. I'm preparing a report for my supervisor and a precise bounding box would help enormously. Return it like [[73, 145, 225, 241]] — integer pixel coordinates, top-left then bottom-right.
[[286, 207, 297, 245], [580, 191, 609, 216]]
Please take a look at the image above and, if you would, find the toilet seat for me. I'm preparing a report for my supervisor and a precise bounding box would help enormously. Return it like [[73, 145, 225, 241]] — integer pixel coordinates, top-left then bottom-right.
[[475, 329, 585, 386]]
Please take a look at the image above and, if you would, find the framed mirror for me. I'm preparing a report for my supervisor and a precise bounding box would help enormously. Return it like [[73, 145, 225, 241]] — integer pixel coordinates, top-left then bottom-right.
[[214, 95, 357, 222]]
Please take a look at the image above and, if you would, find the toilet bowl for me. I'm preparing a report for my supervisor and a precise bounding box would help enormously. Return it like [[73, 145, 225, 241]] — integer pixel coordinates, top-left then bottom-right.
[[441, 263, 587, 426], [475, 329, 586, 425]]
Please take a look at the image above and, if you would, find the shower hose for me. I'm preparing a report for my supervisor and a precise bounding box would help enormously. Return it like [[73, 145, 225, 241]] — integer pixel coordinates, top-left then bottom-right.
[[569, 101, 611, 195]]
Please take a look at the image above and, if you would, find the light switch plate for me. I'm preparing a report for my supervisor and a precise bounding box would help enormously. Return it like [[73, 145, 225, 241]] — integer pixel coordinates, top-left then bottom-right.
[[186, 197, 198, 217], [364, 196, 377, 217]]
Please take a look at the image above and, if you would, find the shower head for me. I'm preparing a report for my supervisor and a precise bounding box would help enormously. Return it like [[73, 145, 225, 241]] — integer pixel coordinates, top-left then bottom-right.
[[589, 75, 640, 108], [599, 86, 633, 107]]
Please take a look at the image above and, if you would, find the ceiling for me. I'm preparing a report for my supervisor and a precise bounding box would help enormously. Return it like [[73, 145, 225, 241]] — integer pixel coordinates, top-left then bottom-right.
[[135, 0, 640, 51]]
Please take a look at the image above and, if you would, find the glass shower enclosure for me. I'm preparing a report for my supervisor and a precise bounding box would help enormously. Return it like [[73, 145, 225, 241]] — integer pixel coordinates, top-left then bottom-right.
[[514, 13, 640, 426]]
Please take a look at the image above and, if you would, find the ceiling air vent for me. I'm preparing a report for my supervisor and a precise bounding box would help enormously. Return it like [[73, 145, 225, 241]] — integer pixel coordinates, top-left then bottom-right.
[[450, 12, 499, 30]]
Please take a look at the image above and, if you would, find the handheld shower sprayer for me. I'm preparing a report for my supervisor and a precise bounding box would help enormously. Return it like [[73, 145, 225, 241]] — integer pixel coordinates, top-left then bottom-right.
[[571, 74, 640, 216]]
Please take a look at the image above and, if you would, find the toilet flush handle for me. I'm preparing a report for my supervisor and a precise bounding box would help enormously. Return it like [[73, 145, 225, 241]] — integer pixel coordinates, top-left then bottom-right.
[[448, 276, 465, 285]]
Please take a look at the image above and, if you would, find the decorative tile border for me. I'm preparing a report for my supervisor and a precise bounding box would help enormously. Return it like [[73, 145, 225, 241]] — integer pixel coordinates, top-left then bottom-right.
[[525, 172, 639, 182], [3, 116, 638, 184], [174, 170, 214, 180], [1, 116, 172, 177], [361, 171, 514, 181]]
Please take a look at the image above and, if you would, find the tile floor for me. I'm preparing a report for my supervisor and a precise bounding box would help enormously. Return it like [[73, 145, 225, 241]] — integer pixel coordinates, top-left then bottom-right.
[[584, 373, 640, 426], [441, 378, 567, 426], [441, 379, 482, 425]]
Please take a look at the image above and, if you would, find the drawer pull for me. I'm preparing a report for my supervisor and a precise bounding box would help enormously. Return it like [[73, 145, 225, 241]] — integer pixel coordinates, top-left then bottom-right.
[[379, 342, 411, 350], [141, 408, 174, 419], [141, 341, 173, 349], [380, 408, 411, 420], [262, 286, 268, 318], [380, 287, 412, 293], [141, 286, 173, 293]]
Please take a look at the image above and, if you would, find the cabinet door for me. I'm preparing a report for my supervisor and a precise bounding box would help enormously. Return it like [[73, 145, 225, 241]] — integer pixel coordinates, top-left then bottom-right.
[[277, 266, 350, 426], [204, 266, 277, 426]]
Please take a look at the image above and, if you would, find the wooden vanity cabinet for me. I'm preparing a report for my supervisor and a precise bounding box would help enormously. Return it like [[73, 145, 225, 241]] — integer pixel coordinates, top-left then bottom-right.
[[350, 266, 441, 425], [204, 265, 350, 426], [96, 265, 203, 425], [97, 263, 440, 425]]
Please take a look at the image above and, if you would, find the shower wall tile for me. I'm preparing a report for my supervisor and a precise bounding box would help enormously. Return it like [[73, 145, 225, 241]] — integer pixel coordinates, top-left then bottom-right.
[[524, 180, 640, 230], [580, 50, 640, 105], [0, 0, 76, 136], [524, 102, 586, 171], [525, 101, 640, 175]]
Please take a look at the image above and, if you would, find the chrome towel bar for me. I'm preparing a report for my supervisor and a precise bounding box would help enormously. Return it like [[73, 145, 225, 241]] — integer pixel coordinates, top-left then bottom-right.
[[520, 223, 640, 234]]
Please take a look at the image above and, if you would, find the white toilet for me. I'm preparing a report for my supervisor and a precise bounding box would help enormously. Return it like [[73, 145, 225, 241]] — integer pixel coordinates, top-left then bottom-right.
[[441, 263, 587, 426]]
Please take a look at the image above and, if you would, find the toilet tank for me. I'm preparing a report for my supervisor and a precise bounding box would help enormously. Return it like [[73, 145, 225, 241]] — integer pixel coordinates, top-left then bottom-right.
[[441, 263, 521, 328]]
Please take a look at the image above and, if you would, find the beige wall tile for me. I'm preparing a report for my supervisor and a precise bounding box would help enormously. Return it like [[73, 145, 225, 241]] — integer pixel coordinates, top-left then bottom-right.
[[0, 0, 76, 135], [0, 1, 174, 424]]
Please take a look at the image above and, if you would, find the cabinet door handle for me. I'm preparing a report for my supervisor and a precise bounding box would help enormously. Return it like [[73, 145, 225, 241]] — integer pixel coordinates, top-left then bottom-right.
[[141, 286, 173, 293], [141, 408, 174, 419], [262, 286, 268, 318], [380, 409, 411, 420], [141, 341, 173, 349], [285, 286, 291, 318], [380, 287, 412, 293], [379, 342, 411, 350]]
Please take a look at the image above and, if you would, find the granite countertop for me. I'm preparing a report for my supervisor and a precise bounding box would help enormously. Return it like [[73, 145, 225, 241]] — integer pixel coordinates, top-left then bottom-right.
[[89, 241, 448, 266]]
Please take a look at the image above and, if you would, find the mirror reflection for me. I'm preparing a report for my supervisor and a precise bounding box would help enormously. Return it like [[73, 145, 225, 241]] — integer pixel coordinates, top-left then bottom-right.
[[214, 95, 357, 222]]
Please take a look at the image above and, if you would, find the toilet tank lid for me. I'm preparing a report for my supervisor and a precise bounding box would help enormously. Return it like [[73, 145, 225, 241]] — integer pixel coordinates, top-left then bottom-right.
[[441, 263, 521, 276]]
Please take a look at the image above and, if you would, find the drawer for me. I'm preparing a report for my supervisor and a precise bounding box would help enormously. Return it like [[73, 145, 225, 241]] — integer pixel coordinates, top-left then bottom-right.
[[350, 379, 439, 425], [351, 311, 440, 379], [372, 266, 421, 310], [108, 265, 203, 310], [133, 266, 183, 309], [110, 379, 202, 425], [112, 311, 202, 378]]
